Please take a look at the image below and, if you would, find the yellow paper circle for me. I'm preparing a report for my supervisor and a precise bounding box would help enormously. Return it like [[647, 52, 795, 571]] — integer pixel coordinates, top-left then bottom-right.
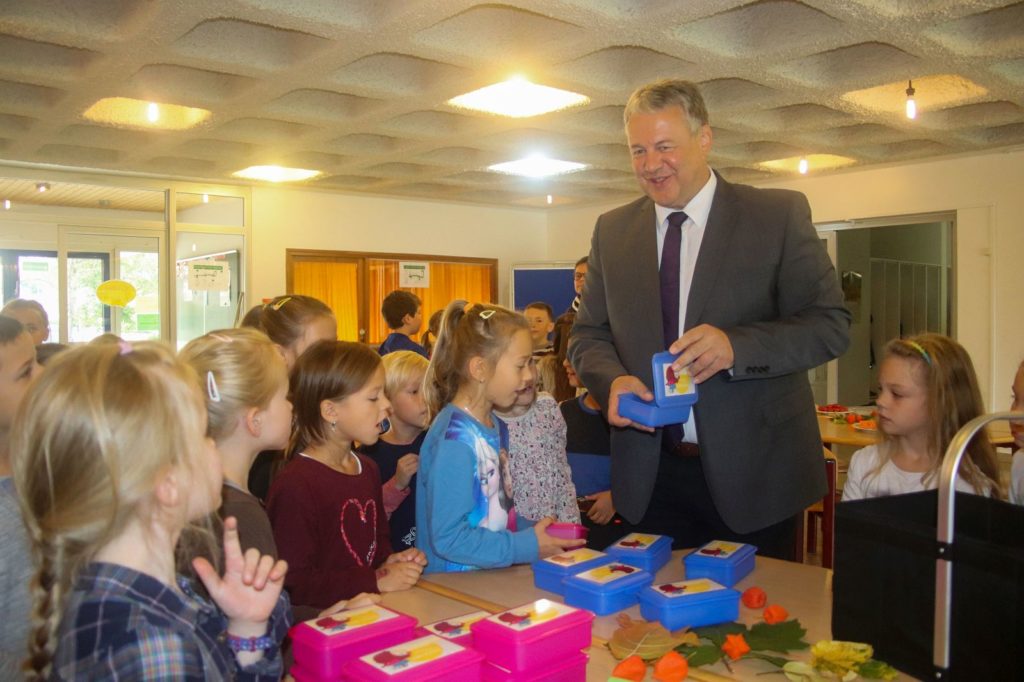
[[96, 279, 137, 307]]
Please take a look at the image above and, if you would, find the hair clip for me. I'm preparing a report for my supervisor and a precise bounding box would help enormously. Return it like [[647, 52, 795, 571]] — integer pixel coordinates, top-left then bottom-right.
[[117, 340, 133, 356], [206, 370, 222, 403], [906, 340, 932, 366], [270, 296, 291, 311], [209, 333, 233, 343], [479, 309, 496, 320]]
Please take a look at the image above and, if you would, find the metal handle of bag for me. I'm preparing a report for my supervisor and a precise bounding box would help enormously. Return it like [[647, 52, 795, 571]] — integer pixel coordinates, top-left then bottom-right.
[[934, 411, 1023, 679]]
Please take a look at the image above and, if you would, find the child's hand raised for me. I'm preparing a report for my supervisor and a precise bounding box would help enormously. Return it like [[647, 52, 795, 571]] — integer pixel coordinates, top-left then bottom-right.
[[533, 517, 586, 558], [193, 516, 288, 634], [395, 453, 419, 490], [376, 559, 423, 593]]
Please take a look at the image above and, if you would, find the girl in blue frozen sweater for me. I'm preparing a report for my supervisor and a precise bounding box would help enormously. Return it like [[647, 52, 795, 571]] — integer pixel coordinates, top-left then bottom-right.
[[416, 301, 584, 573]]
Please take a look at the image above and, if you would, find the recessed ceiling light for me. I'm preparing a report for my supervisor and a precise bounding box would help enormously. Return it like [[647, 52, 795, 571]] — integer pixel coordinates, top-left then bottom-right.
[[83, 97, 212, 130], [36, 182, 49, 193], [759, 154, 857, 174], [232, 165, 322, 182], [488, 156, 587, 178], [448, 77, 589, 118]]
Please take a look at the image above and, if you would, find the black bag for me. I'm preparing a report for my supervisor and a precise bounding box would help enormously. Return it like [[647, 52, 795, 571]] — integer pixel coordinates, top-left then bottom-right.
[[832, 490, 1024, 681]]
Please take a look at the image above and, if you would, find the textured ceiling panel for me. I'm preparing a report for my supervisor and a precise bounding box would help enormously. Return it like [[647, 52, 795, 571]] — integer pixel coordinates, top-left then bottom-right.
[[674, 1, 845, 58], [774, 42, 922, 88], [0, 34, 97, 80], [126, 64, 254, 106], [55, 124, 156, 150], [34, 144, 120, 166], [733, 104, 853, 131], [925, 3, 1024, 56], [212, 118, 314, 143], [415, 5, 584, 62], [265, 89, 382, 123], [333, 53, 466, 97], [555, 46, 696, 93], [921, 101, 1023, 129], [0, 79, 65, 113], [173, 19, 332, 72], [0, 0, 1020, 208]]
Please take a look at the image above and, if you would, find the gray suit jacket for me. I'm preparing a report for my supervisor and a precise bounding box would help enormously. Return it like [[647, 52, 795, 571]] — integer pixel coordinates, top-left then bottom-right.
[[569, 173, 850, 533]]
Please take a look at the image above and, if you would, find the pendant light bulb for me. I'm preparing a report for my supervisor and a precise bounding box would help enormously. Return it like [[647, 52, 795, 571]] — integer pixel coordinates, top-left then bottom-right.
[[905, 80, 916, 120], [798, 157, 809, 175]]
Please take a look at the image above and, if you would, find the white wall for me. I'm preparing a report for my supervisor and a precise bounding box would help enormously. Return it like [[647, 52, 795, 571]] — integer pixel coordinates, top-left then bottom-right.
[[250, 187, 549, 308], [542, 148, 1024, 409]]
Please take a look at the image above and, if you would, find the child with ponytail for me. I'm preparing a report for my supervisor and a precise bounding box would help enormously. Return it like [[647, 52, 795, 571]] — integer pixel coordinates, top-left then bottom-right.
[[417, 301, 584, 573], [13, 342, 290, 680], [241, 294, 337, 501]]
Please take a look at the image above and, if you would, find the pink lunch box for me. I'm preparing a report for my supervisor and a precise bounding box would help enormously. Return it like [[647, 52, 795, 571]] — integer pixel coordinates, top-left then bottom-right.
[[546, 523, 589, 540], [413, 610, 490, 647], [341, 634, 484, 681], [482, 651, 589, 681], [290, 605, 418, 680], [470, 599, 594, 672]]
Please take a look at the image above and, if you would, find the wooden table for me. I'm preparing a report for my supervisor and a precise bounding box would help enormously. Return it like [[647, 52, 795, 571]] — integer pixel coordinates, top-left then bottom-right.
[[818, 414, 1014, 448], [419, 552, 919, 681]]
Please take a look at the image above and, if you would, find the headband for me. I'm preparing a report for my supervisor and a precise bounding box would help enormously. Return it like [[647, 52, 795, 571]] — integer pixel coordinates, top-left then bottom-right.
[[905, 340, 932, 366]]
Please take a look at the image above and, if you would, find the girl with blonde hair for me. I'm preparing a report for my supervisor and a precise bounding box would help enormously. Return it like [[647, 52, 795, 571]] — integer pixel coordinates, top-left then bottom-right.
[[842, 334, 1003, 501], [13, 342, 290, 680], [180, 328, 293, 558]]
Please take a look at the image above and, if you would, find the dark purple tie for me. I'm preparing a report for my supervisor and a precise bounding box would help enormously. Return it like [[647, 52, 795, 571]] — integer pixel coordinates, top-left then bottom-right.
[[660, 211, 688, 447], [660, 211, 688, 349]]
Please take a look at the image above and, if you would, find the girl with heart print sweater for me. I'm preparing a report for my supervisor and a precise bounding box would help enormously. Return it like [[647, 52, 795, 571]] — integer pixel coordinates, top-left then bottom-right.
[[268, 341, 427, 610]]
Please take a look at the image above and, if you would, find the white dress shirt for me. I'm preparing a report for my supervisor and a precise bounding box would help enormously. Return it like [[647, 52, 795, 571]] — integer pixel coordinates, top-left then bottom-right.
[[653, 171, 717, 443]]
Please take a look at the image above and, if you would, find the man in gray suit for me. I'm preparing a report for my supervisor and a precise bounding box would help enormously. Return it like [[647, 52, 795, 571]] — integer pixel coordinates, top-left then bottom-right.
[[568, 79, 850, 559]]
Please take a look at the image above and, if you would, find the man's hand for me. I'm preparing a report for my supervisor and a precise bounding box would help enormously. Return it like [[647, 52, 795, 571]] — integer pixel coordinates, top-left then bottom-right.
[[585, 491, 616, 525], [670, 324, 734, 383], [607, 375, 655, 432]]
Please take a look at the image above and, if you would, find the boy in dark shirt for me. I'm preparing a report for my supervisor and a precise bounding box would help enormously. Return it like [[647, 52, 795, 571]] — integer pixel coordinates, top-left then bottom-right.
[[378, 291, 428, 358], [359, 350, 430, 550]]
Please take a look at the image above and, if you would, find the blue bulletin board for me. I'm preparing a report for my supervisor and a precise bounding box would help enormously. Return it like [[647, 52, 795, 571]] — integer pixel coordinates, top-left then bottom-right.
[[510, 263, 577, 315]]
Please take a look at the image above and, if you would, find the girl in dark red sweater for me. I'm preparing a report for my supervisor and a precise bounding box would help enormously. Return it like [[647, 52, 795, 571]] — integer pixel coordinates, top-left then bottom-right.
[[268, 341, 427, 611]]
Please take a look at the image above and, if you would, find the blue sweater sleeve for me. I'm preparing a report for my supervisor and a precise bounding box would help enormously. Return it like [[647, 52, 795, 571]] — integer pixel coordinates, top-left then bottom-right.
[[424, 438, 538, 571]]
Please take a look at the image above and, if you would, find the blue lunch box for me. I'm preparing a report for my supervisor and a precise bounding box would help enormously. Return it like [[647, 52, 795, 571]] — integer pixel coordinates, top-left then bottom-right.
[[605, 533, 672, 575], [639, 578, 740, 630], [562, 562, 653, 615], [618, 351, 698, 428], [531, 548, 612, 595], [683, 540, 757, 587]]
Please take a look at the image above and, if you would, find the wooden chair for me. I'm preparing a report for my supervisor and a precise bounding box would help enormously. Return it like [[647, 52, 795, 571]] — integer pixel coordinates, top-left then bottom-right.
[[805, 450, 839, 568]]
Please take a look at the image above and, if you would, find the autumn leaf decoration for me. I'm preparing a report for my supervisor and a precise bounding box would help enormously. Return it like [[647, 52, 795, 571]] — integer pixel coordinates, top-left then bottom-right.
[[608, 613, 700, 661]]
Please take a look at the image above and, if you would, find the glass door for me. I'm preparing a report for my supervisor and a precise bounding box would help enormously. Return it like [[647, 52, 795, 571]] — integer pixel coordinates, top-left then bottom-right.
[[58, 226, 165, 343]]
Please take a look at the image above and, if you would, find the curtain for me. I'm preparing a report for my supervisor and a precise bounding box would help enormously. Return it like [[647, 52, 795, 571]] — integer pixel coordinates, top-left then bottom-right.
[[367, 260, 492, 344], [292, 260, 360, 341]]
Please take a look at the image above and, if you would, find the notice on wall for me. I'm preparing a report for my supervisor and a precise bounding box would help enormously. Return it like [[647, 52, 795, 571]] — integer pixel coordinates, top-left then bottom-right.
[[399, 261, 429, 288], [189, 260, 230, 291]]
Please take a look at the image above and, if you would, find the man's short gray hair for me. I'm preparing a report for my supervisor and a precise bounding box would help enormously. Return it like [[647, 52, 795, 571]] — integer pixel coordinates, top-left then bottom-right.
[[624, 79, 709, 134]]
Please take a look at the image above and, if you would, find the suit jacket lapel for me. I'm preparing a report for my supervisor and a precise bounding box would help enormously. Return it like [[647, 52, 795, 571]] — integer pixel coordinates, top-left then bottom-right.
[[625, 199, 663, 348], [685, 173, 737, 328]]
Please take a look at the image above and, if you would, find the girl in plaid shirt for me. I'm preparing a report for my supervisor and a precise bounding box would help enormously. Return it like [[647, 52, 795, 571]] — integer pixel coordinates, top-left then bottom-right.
[[12, 342, 291, 681]]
